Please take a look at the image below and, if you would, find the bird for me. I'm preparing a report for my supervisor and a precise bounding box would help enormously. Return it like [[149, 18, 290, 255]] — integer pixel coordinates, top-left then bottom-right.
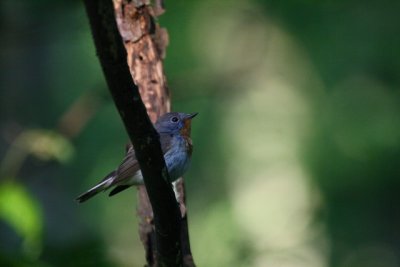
[[76, 112, 197, 203]]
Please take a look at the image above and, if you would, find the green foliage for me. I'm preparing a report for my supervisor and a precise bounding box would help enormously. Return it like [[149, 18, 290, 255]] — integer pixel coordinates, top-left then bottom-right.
[[0, 182, 42, 259]]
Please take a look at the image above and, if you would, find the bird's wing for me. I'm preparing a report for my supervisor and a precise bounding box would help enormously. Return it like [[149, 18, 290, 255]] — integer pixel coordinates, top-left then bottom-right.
[[112, 145, 140, 184], [112, 135, 173, 185]]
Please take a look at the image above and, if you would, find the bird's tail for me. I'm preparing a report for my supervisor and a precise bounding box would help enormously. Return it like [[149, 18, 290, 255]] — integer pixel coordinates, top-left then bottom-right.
[[76, 171, 116, 203]]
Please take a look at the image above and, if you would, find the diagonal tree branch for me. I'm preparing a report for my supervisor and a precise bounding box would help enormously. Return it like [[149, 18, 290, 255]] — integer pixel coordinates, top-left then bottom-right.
[[83, 0, 182, 266]]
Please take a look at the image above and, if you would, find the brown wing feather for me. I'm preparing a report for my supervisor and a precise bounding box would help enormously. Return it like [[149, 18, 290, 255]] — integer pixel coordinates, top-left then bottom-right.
[[111, 135, 174, 185], [111, 145, 140, 184]]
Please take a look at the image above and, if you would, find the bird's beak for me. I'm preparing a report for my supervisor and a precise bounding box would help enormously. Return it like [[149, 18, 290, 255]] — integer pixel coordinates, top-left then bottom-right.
[[186, 112, 198, 120]]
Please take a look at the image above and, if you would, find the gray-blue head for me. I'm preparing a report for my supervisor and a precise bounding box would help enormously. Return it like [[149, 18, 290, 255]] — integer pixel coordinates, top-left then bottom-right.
[[155, 112, 198, 136]]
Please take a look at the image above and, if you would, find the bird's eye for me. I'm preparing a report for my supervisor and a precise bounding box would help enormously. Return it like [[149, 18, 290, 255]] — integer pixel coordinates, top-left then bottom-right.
[[171, 116, 179, 123]]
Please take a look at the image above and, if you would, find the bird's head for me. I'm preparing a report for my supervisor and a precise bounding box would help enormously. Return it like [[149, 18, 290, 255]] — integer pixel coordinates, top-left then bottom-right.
[[155, 112, 198, 137]]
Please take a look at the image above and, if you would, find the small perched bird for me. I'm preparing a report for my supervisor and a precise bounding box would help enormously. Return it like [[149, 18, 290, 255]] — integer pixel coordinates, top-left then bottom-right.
[[76, 112, 197, 203]]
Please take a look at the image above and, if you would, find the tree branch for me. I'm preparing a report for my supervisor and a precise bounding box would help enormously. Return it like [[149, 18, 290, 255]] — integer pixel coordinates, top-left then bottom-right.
[[83, 0, 182, 266]]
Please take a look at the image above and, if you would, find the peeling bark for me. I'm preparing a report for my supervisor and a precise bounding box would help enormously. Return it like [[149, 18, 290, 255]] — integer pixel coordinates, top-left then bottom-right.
[[112, 0, 195, 266]]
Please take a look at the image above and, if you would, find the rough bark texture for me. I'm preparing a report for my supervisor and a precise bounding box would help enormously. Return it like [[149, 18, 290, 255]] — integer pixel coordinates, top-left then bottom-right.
[[83, 0, 182, 266], [114, 0, 170, 118], [113, 1, 195, 266], [114, 1, 170, 264]]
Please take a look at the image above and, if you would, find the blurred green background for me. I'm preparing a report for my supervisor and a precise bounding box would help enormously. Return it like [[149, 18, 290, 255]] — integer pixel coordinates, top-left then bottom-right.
[[1, 0, 400, 266]]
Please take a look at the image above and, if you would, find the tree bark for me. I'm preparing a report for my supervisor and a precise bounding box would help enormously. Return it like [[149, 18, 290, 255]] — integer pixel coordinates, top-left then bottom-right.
[[113, 1, 195, 266], [113, 1, 170, 264]]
